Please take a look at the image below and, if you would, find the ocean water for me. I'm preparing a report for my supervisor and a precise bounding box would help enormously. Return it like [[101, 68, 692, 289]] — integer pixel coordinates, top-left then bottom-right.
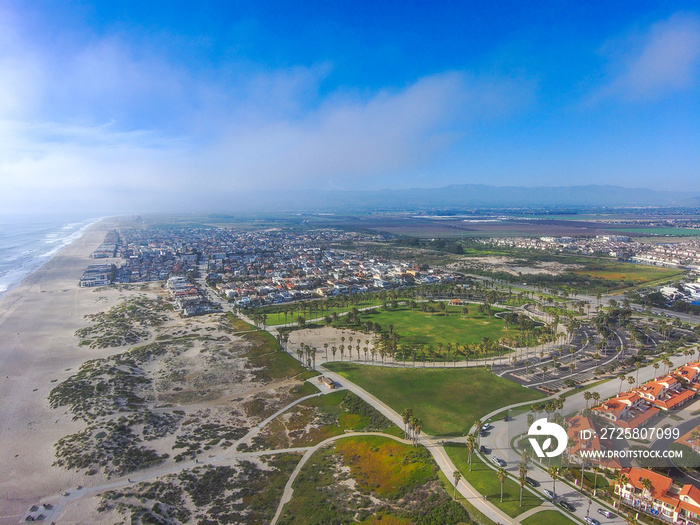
[[0, 215, 100, 299]]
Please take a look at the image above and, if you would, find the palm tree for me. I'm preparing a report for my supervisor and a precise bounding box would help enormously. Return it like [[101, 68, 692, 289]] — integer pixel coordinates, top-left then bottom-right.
[[466, 434, 477, 471], [593, 464, 601, 496], [518, 461, 528, 507], [453, 470, 462, 500], [402, 408, 413, 439], [584, 391, 592, 410], [413, 418, 423, 446], [614, 472, 630, 509], [497, 467, 507, 502], [634, 477, 652, 511], [474, 420, 483, 445], [548, 466, 560, 495]]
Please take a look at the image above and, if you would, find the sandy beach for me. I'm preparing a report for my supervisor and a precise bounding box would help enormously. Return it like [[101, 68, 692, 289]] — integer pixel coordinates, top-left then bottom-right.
[[0, 219, 123, 522]]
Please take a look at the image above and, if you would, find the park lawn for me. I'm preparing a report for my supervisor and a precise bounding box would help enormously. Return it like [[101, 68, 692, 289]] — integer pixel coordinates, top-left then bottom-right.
[[255, 297, 384, 326], [325, 364, 545, 436], [242, 330, 307, 380], [357, 306, 523, 347], [445, 443, 542, 518], [521, 510, 576, 525], [225, 312, 257, 332], [437, 469, 495, 525]]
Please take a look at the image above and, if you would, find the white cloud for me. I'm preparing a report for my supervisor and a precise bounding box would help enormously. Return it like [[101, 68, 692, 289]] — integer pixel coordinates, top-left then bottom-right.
[[596, 13, 700, 102], [0, 6, 532, 214]]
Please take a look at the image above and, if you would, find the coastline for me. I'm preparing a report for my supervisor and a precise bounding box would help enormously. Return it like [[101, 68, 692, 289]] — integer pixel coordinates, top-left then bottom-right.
[[0, 217, 123, 522]]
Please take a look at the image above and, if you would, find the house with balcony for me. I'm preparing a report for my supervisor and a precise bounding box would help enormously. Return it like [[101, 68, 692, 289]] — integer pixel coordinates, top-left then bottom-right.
[[592, 391, 659, 428], [615, 468, 700, 524], [635, 375, 695, 410]]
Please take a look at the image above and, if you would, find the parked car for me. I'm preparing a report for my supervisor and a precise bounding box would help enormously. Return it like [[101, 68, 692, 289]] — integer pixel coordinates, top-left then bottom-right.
[[585, 517, 601, 525], [543, 489, 556, 499], [559, 500, 575, 512], [597, 509, 614, 518], [483, 423, 493, 430], [491, 456, 507, 467], [525, 477, 539, 487], [480, 445, 489, 454]]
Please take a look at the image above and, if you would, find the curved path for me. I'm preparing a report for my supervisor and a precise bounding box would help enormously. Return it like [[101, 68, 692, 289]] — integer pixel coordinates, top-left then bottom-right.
[[46, 386, 327, 523], [479, 343, 700, 525], [270, 432, 412, 525]]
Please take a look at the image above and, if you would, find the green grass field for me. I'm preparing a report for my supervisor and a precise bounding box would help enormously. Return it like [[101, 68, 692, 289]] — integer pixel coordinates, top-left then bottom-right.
[[521, 510, 576, 525], [325, 364, 545, 436], [357, 305, 527, 348], [253, 298, 383, 326], [605, 226, 700, 236], [445, 444, 542, 517]]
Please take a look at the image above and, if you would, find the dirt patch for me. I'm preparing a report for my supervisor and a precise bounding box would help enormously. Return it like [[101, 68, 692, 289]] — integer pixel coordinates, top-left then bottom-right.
[[449, 256, 583, 276]]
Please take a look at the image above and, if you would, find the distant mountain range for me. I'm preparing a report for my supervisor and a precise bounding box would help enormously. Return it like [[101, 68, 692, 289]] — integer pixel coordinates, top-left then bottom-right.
[[230, 184, 700, 211]]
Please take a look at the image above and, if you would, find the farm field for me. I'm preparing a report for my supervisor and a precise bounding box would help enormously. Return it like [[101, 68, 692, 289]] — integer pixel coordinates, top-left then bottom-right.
[[324, 364, 545, 436], [445, 443, 543, 517], [605, 226, 700, 236], [278, 435, 469, 525], [357, 305, 528, 348]]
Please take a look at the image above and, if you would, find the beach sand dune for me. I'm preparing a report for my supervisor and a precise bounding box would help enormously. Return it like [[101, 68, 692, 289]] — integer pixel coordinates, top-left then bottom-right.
[[0, 220, 126, 522]]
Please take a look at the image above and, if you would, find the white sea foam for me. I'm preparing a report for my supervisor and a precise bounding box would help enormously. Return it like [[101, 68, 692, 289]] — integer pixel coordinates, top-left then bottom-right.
[[0, 216, 102, 299]]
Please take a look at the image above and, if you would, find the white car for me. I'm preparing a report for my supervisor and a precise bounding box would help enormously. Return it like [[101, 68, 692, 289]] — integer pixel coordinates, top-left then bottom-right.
[[543, 489, 555, 499], [491, 456, 506, 467], [585, 517, 600, 525]]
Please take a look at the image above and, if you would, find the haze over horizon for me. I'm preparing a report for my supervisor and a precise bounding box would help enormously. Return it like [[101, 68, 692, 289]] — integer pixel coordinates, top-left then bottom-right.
[[1, 1, 699, 215]]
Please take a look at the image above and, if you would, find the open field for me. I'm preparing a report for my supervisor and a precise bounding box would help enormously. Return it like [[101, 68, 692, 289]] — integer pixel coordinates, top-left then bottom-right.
[[453, 251, 685, 294], [325, 364, 545, 436], [253, 297, 383, 326], [521, 510, 576, 525], [241, 389, 399, 451], [357, 305, 527, 348], [445, 444, 543, 517], [605, 226, 700, 236], [279, 435, 469, 525], [571, 259, 684, 284]]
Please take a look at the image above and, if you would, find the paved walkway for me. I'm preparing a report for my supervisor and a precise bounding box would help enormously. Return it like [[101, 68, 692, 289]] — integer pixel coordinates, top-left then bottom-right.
[[269, 432, 413, 525], [319, 365, 524, 525]]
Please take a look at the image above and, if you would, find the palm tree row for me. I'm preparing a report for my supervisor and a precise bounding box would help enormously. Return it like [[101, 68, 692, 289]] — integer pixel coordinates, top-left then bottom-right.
[[401, 408, 423, 446]]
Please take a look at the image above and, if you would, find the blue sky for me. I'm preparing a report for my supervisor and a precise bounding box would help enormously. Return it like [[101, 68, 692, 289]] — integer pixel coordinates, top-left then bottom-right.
[[1, 1, 699, 213]]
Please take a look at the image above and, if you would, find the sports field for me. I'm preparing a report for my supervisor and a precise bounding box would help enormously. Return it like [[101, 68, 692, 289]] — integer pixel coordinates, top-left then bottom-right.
[[325, 364, 544, 436]]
